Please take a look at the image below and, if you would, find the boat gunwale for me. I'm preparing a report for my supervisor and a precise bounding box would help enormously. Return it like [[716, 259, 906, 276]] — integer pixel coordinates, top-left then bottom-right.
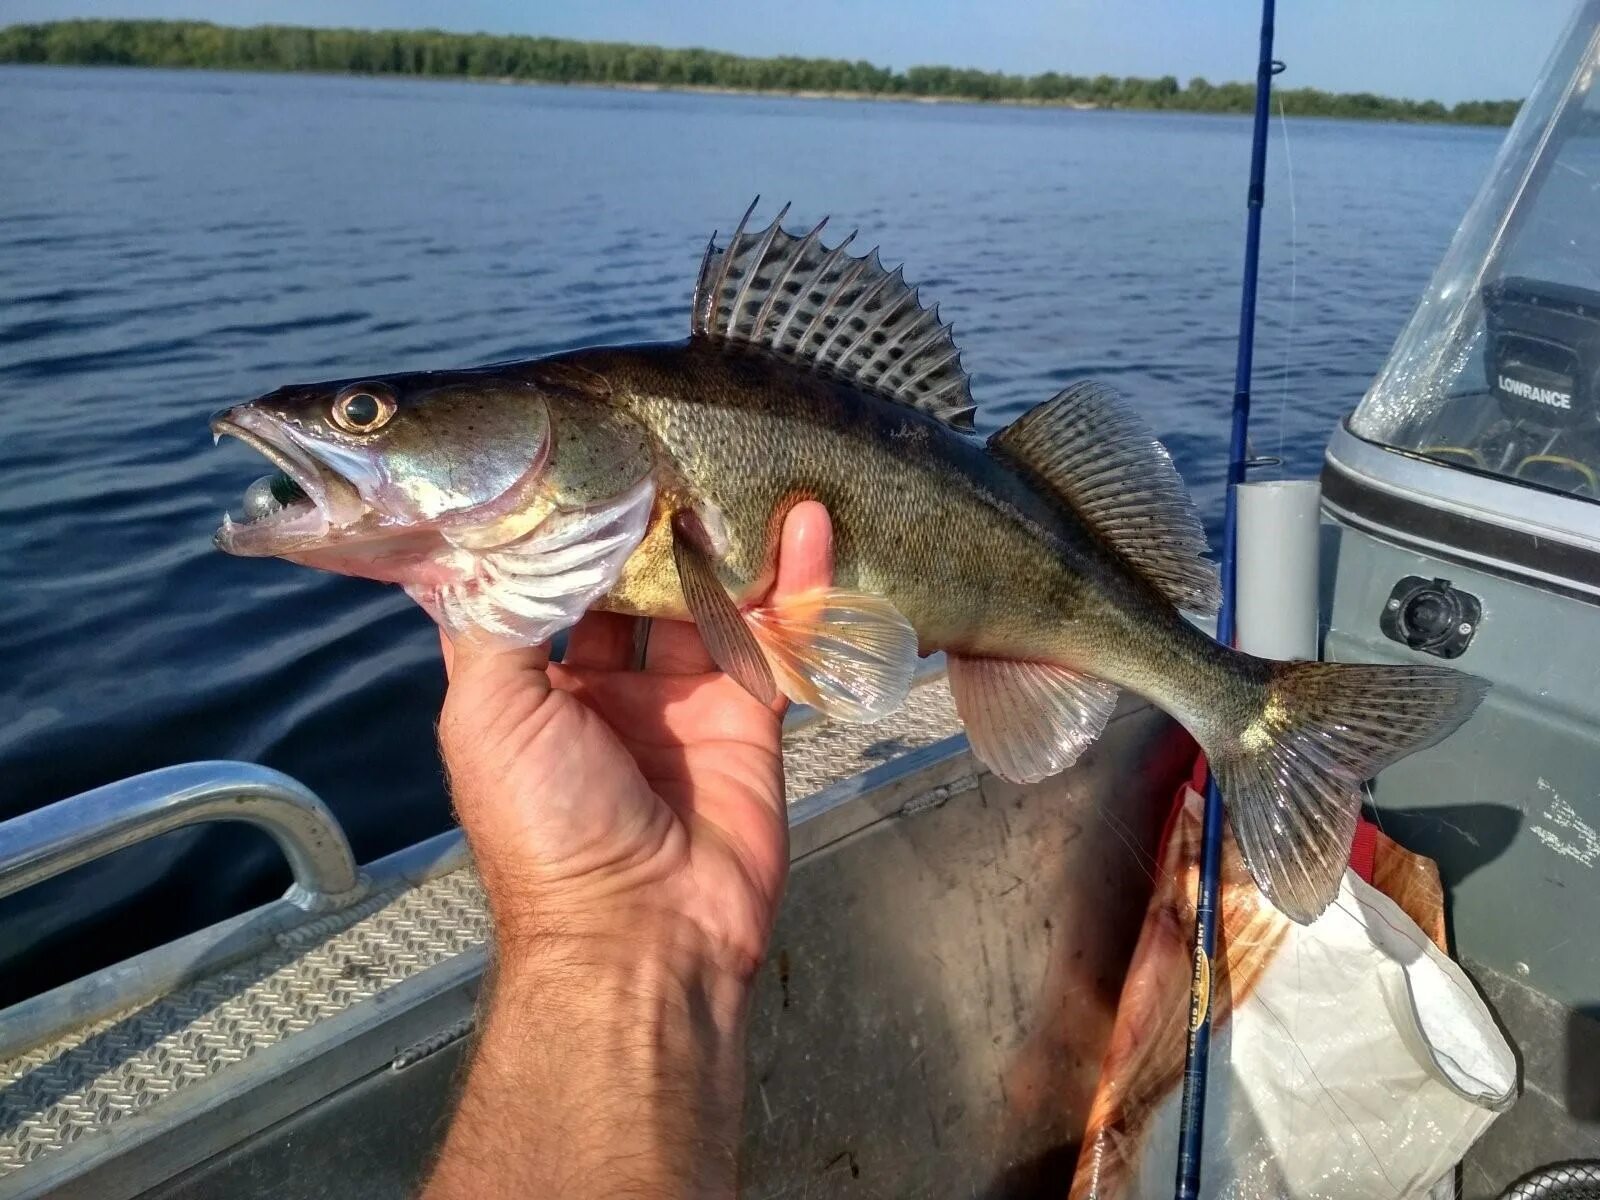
[[0, 665, 963, 1062]]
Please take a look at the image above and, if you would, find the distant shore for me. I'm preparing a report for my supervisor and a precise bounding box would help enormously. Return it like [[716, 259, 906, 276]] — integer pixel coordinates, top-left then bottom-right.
[[557, 79, 1105, 111], [0, 19, 1523, 127]]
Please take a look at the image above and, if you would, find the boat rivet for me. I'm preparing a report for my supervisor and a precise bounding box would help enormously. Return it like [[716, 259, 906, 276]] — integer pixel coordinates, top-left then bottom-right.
[[1387, 598, 1401, 611], [1458, 622, 1473, 635]]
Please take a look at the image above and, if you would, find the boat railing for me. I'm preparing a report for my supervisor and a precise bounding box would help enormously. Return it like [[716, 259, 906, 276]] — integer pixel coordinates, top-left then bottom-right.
[[0, 762, 434, 1061], [0, 761, 367, 913], [0, 671, 964, 1063]]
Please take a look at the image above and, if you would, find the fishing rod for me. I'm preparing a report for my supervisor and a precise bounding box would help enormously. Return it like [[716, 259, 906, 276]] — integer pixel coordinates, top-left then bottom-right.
[[1172, 1, 1282, 1196]]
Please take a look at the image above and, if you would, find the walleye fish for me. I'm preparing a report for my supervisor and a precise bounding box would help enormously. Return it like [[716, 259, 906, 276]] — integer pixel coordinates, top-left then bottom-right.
[[212, 202, 1486, 922]]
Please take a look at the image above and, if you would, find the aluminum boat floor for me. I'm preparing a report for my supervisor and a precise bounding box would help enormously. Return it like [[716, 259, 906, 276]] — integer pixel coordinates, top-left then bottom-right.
[[0, 678, 1192, 1199]]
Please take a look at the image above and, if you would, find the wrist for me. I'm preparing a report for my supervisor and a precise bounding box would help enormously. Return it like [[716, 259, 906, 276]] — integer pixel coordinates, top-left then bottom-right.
[[489, 917, 756, 1044], [431, 921, 753, 1199], [486, 871, 773, 990]]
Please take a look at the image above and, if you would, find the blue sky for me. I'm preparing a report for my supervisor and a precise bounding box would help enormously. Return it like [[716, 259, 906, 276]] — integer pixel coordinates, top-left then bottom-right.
[[2, 1, 1577, 104]]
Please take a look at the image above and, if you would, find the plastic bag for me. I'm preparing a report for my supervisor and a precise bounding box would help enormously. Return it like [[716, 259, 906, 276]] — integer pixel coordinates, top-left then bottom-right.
[[1070, 769, 1518, 1199]]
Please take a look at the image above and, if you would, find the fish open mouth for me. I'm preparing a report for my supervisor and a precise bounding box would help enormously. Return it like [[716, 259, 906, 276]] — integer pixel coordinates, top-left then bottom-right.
[[212, 411, 343, 554]]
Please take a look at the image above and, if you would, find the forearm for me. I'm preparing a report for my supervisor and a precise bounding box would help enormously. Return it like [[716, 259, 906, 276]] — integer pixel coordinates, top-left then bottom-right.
[[423, 929, 754, 1200]]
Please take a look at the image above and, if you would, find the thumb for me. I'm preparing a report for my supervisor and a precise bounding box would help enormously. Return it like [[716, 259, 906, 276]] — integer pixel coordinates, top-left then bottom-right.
[[438, 630, 556, 765], [440, 627, 551, 683]]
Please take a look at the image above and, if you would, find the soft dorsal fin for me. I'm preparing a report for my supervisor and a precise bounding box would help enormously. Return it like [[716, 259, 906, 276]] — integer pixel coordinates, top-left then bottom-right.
[[990, 382, 1221, 615], [692, 199, 976, 430]]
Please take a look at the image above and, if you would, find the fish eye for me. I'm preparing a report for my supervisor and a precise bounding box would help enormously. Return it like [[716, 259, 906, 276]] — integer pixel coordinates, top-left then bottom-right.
[[331, 386, 395, 434]]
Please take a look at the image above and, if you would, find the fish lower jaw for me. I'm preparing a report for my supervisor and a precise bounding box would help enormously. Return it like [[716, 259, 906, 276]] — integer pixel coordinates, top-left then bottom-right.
[[275, 533, 468, 587], [214, 504, 330, 556]]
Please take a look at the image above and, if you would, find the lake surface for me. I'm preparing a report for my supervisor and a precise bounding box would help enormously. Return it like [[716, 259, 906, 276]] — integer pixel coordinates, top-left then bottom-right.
[[0, 66, 1502, 999]]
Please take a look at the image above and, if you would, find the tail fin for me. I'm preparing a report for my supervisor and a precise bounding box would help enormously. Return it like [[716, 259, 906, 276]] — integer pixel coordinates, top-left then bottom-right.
[[1208, 660, 1488, 924]]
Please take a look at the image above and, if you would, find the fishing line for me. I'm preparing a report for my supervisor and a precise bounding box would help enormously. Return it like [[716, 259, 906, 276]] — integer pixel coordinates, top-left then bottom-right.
[[1274, 95, 1299, 474], [1252, 988, 1397, 1188], [1174, 5, 1281, 1193], [1361, 779, 1385, 835], [1094, 800, 1163, 889]]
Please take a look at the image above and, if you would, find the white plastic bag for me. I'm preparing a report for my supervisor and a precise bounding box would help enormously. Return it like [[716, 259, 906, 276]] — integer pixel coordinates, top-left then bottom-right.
[[1071, 783, 1518, 1200]]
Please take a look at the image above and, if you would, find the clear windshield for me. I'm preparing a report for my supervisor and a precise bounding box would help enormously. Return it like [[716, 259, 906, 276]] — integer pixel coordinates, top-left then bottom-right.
[[1352, 1, 1600, 502]]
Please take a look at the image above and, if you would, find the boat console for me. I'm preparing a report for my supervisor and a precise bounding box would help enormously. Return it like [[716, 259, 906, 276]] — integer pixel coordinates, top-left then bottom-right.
[[1322, 1, 1600, 1184]]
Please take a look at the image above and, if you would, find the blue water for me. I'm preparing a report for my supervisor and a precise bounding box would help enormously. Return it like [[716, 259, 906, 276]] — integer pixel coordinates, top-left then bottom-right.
[[0, 65, 1502, 1000]]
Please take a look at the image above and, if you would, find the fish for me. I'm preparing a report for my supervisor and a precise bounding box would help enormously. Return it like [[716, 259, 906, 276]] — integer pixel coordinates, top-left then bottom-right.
[[211, 201, 1487, 923]]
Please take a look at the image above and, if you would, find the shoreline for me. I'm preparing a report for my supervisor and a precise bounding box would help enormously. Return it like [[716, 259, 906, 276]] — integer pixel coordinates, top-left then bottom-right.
[[553, 81, 1502, 126], [560, 79, 1104, 111], [0, 61, 1512, 128]]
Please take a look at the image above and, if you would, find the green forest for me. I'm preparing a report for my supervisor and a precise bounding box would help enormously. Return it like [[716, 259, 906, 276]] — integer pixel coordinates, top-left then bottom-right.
[[0, 19, 1523, 126]]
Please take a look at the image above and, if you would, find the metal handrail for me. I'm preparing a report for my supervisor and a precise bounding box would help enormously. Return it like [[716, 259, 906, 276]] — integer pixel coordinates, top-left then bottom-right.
[[0, 762, 365, 912]]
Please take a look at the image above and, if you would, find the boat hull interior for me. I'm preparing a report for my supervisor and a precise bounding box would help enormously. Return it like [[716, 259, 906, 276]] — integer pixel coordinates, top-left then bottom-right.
[[0, 683, 1195, 1200]]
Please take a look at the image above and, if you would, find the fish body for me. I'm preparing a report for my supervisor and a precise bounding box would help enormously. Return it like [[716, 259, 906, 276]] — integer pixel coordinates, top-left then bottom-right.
[[550, 340, 1238, 706], [213, 203, 1485, 922]]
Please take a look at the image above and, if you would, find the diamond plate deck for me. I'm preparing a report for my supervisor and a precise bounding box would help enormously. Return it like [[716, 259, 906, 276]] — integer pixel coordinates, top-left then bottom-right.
[[0, 677, 965, 1185]]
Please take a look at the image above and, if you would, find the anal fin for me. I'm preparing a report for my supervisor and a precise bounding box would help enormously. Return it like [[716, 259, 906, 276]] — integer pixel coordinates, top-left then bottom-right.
[[947, 656, 1119, 785], [671, 512, 777, 704], [747, 588, 917, 722]]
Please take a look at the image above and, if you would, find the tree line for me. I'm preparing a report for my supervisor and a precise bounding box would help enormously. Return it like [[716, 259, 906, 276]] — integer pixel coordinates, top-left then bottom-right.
[[0, 20, 1523, 126]]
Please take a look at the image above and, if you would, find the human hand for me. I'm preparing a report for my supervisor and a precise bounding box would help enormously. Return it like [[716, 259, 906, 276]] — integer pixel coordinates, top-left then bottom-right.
[[438, 499, 831, 978], [425, 501, 832, 1200]]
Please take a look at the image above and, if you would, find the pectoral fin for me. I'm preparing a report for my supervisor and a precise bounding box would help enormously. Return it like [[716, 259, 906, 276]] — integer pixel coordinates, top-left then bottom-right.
[[746, 588, 917, 722], [670, 511, 777, 704], [669, 508, 917, 721]]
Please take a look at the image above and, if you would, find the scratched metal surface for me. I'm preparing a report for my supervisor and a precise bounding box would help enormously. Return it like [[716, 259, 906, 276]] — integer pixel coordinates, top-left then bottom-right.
[[1459, 962, 1600, 1199], [740, 703, 1191, 1199], [115, 698, 1189, 1200]]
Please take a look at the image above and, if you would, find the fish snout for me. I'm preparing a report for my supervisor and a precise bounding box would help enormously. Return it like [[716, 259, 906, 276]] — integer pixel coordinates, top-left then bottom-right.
[[209, 405, 245, 444]]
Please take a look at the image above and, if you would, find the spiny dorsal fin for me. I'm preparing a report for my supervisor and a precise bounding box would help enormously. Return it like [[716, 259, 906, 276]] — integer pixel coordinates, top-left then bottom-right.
[[692, 199, 976, 430], [990, 382, 1221, 615]]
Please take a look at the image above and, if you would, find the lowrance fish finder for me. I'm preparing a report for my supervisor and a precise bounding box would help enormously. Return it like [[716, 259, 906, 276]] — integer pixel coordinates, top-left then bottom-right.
[[1483, 276, 1600, 431], [1346, 12, 1600, 503]]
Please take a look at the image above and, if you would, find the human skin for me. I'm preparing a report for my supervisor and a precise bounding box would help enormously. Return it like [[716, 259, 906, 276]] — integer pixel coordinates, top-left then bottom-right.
[[422, 502, 833, 1200]]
